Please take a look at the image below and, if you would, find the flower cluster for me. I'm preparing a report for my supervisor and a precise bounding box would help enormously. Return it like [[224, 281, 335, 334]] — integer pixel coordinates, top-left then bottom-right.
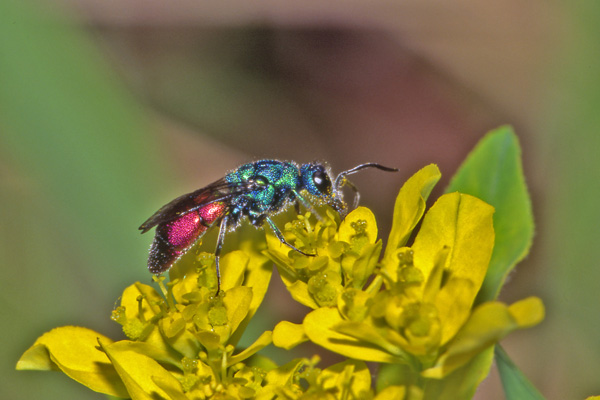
[[267, 164, 543, 398], [17, 250, 381, 399], [17, 131, 545, 399]]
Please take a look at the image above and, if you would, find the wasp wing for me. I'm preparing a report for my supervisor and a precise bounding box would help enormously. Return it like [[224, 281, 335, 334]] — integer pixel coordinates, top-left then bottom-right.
[[139, 178, 252, 233]]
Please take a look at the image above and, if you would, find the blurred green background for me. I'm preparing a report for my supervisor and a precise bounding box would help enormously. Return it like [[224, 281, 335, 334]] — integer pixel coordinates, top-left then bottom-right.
[[1, 1, 598, 399]]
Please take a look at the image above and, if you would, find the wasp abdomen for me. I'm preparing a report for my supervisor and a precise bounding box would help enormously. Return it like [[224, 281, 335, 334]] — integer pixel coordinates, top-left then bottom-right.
[[147, 202, 227, 273]]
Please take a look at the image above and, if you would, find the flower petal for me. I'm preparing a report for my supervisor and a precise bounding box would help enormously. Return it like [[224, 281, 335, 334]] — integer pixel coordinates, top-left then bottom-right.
[[423, 346, 495, 400], [384, 164, 441, 263], [228, 331, 273, 366], [152, 376, 190, 400], [259, 358, 306, 399], [121, 282, 163, 321], [273, 321, 308, 350], [228, 251, 273, 345], [422, 298, 544, 378], [319, 360, 371, 397], [508, 296, 545, 328], [99, 338, 184, 399], [304, 308, 406, 363], [285, 280, 320, 309], [223, 286, 253, 335], [337, 206, 378, 245], [17, 326, 128, 398], [412, 192, 495, 343], [350, 241, 383, 289], [375, 386, 408, 400], [220, 250, 251, 292]]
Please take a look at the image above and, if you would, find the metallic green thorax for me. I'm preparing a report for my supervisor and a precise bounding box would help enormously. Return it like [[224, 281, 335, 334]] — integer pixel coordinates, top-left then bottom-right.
[[225, 160, 305, 226]]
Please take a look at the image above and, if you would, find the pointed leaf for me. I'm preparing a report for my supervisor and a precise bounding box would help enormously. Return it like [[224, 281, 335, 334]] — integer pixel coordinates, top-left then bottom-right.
[[447, 126, 534, 302], [495, 345, 546, 400]]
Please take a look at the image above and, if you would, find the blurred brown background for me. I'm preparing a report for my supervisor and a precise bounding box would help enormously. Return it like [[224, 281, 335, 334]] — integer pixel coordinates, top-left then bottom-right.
[[1, 1, 598, 399]]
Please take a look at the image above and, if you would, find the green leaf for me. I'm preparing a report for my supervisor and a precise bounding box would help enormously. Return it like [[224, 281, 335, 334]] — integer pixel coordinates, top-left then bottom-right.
[[447, 126, 534, 302], [495, 345, 546, 400]]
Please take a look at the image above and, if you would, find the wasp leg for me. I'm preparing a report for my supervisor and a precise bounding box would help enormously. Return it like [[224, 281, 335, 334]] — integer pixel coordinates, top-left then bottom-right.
[[341, 178, 360, 210], [213, 215, 229, 295], [294, 199, 301, 215], [265, 216, 315, 257]]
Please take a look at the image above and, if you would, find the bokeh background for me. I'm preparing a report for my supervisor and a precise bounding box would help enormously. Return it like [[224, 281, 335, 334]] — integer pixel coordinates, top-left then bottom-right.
[[1, 1, 598, 399]]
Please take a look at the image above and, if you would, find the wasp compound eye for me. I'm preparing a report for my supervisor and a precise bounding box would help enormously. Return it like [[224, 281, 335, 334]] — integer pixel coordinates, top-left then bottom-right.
[[312, 169, 332, 194]]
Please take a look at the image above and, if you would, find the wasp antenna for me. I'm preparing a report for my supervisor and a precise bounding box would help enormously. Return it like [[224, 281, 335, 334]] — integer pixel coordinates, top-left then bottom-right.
[[334, 163, 398, 191]]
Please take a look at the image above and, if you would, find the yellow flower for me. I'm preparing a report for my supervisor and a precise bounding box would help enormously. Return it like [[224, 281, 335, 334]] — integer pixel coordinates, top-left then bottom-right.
[[18, 250, 276, 399], [270, 165, 544, 398]]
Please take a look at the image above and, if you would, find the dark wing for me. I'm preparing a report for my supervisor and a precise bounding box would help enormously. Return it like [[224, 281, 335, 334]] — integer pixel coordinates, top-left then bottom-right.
[[139, 177, 252, 233]]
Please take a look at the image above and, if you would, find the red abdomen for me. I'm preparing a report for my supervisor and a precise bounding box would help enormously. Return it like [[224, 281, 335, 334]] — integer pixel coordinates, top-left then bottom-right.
[[148, 202, 227, 273]]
